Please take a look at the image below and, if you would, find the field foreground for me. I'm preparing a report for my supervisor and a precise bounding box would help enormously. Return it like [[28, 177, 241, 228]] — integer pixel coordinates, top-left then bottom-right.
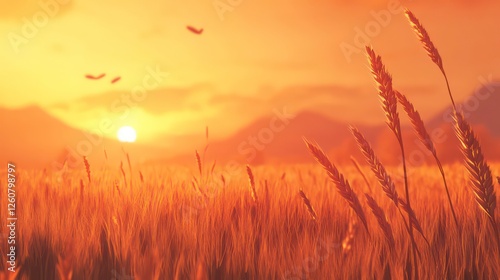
[[1, 162, 499, 279]]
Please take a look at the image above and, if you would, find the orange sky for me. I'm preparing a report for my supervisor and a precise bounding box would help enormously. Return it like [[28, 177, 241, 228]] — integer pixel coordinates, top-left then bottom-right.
[[1, 0, 499, 145]]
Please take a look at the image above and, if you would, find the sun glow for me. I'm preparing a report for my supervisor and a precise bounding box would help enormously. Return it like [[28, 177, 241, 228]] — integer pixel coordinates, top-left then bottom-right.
[[117, 126, 137, 143]]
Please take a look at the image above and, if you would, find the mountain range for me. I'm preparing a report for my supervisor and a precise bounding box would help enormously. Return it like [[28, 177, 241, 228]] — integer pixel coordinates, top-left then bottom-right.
[[1, 83, 498, 169]]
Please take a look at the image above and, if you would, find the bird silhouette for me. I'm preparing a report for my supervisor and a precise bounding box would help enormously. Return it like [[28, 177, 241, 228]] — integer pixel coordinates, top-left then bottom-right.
[[111, 76, 121, 84], [85, 73, 105, 80], [187, 26, 203, 35]]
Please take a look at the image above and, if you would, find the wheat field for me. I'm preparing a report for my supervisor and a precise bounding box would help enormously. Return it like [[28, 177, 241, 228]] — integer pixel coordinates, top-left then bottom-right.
[[1, 161, 499, 279], [2, 8, 499, 280]]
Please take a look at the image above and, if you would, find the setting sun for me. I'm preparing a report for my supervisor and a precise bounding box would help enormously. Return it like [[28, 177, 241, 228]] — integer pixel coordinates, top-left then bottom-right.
[[117, 126, 137, 143]]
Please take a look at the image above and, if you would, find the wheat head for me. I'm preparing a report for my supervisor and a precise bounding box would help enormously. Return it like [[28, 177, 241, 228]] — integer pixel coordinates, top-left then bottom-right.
[[454, 112, 497, 222], [395, 91, 436, 155], [405, 9, 456, 109], [195, 150, 202, 176], [298, 189, 317, 221], [396, 90, 459, 228], [398, 198, 429, 245], [365, 46, 401, 138], [405, 9, 443, 72], [246, 165, 258, 203], [83, 156, 91, 183], [304, 138, 369, 234], [365, 194, 395, 248], [350, 126, 399, 206]]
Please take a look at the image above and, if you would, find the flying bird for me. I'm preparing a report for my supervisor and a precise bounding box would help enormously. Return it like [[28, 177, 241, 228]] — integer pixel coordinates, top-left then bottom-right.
[[111, 76, 121, 84], [85, 73, 106, 80], [187, 26, 203, 35]]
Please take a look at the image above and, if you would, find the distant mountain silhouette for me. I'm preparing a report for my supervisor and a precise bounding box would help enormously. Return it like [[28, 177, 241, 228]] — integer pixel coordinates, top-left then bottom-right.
[[167, 84, 500, 166], [163, 111, 384, 165], [3, 83, 499, 169], [417, 82, 500, 163], [428, 82, 500, 136], [0, 106, 82, 168], [0, 106, 160, 169]]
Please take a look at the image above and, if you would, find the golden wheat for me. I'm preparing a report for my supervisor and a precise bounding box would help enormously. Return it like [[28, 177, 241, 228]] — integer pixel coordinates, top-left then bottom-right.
[[366, 46, 418, 274], [350, 156, 373, 194], [350, 126, 421, 253], [365, 46, 401, 137], [195, 150, 202, 177], [404, 9, 443, 72], [298, 189, 317, 221], [246, 165, 258, 203], [454, 112, 498, 251], [304, 138, 370, 234], [83, 156, 91, 183], [365, 194, 395, 248], [395, 90, 459, 227], [350, 126, 399, 206], [405, 9, 456, 109], [398, 198, 429, 246]]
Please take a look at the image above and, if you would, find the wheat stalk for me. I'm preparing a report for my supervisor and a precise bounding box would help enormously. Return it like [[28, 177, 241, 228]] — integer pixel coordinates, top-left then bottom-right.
[[365, 46, 401, 137], [365, 194, 395, 248], [221, 174, 226, 188], [405, 10, 443, 72], [83, 156, 91, 183], [395, 91, 435, 155], [454, 112, 499, 249], [351, 126, 422, 252], [115, 181, 121, 196], [139, 170, 144, 183], [298, 189, 317, 221], [120, 161, 127, 186], [79, 179, 84, 197], [195, 150, 202, 177], [264, 179, 270, 212], [304, 138, 370, 234], [125, 151, 132, 177], [454, 112, 497, 220], [203, 127, 210, 163], [350, 127, 399, 206], [366, 46, 417, 272], [210, 160, 217, 175], [350, 156, 373, 194], [405, 9, 456, 110], [246, 165, 258, 203], [398, 198, 429, 246], [364, 47, 409, 207], [395, 90, 459, 228]]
